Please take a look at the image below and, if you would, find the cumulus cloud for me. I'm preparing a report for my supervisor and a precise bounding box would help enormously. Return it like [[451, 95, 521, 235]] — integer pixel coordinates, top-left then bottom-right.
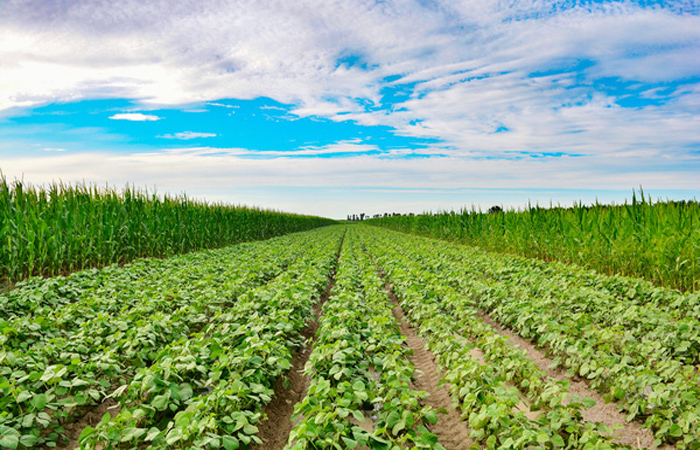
[[1, 148, 697, 217], [109, 113, 161, 121], [0, 0, 698, 214]]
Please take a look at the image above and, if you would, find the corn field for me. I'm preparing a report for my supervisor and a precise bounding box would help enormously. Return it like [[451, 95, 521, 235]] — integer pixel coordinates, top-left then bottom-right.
[[367, 192, 700, 292], [0, 177, 336, 284]]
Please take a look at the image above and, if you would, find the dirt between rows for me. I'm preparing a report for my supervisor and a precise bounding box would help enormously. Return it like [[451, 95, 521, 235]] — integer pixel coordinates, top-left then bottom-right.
[[391, 303, 476, 450], [376, 259, 667, 450], [476, 312, 668, 449], [374, 266, 475, 449], [253, 264, 338, 449], [51, 398, 120, 450]]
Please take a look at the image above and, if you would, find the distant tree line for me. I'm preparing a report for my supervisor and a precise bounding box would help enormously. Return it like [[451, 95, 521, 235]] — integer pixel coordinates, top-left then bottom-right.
[[347, 206, 504, 222], [347, 212, 416, 221]]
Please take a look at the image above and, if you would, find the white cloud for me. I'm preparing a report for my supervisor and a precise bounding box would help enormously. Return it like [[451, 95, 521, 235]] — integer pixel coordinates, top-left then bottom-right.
[[158, 131, 217, 140], [0, 0, 698, 212], [40, 147, 66, 152], [109, 113, 161, 121], [1, 148, 697, 217]]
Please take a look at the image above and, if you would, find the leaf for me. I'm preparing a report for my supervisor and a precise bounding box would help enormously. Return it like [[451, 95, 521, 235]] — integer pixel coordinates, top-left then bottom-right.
[[613, 387, 626, 400], [165, 428, 183, 446], [242, 424, 259, 435], [0, 436, 18, 449], [145, 427, 161, 442], [16, 391, 32, 403], [222, 435, 240, 450], [536, 432, 549, 443], [551, 434, 565, 447], [19, 435, 39, 446], [582, 397, 596, 408], [669, 423, 683, 438], [179, 383, 193, 401], [386, 411, 401, 429], [391, 420, 405, 436], [30, 393, 47, 410], [0, 429, 19, 450], [152, 394, 168, 411], [78, 426, 96, 442], [420, 432, 439, 445], [341, 437, 358, 449], [424, 409, 438, 425]]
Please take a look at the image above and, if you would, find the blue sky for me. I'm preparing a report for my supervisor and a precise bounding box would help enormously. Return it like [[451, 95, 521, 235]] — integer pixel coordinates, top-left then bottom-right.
[[0, 0, 698, 218]]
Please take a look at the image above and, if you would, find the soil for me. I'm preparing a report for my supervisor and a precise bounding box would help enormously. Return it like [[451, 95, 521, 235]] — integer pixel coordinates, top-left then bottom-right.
[[52, 398, 120, 450], [476, 311, 668, 449], [389, 295, 475, 450], [253, 259, 338, 449]]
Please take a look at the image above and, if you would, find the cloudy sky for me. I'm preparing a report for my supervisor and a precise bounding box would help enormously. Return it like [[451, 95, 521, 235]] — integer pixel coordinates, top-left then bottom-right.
[[1, 0, 698, 218]]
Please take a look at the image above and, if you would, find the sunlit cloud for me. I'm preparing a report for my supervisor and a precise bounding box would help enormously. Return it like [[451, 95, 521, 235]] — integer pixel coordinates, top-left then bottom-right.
[[40, 147, 66, 152], [109, 113, 161, 121], [0, 0, 698, 215]]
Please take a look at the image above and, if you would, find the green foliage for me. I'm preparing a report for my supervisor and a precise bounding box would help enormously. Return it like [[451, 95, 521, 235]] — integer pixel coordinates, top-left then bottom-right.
[[0, 177, 336, 285], [287, 229, 444, 449], [366, 192, 700, 292], [359, 226, 700, 447], [0, 227, 344, 448], [357, 227, 623, 449]]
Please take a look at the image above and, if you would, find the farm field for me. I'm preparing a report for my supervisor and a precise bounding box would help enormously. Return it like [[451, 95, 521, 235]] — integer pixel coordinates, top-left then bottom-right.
[[0, 179, 336, 286], [2, 225, 699, 449], [366, 196, 699, 292]]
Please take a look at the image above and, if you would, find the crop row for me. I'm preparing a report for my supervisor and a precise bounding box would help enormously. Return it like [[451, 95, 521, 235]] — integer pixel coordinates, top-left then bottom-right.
[[0, 178, 336, 284], [366, 193, 699, 291], [287, 228, 442, 449], [355, 228, 622, 449], [0, 227, 344, 449], [357, 226, 700, 447]]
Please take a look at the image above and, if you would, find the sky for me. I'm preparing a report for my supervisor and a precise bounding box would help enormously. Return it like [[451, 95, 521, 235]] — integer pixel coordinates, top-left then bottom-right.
[[0, 0, 698, 219]]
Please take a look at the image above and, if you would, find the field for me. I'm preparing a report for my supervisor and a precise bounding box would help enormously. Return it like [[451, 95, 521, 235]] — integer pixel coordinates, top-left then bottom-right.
[[2, 223, 700, 449], [366, 194, 699, 292], [0, 179, 336, 285]]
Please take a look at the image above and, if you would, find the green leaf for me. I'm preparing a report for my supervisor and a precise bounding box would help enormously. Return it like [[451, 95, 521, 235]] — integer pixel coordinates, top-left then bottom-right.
[[551, 434, 565, 447], [613, 387, 626, 400], [78, 426, 96, 442], [19, 435, 39, 447], [222, 435, 240, 450], [341, 437, 358, 449], [145, 427, 161, 442], [152, 394, 168, 411], [179, 383, 193, 401], [420, 432, 439, 445], [30, 393, 47, 410], [424, 409, 438, 425], [536, 432, 549, 443], [582, 397, 596, 408], [392, 420, 405, 436], [669, 423, 683, 438], [16, 391, 31, 403], [0, 435, 19, 450], [386, 411, 401, 429], [242, 424, 259, 435]]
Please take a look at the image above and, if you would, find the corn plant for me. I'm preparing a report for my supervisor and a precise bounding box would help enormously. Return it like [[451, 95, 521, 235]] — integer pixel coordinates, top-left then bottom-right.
[[366, 190, 699, 292], [0, 177, 336, 285]]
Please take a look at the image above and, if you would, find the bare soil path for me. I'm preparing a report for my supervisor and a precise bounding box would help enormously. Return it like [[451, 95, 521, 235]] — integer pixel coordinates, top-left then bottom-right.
[[254, 241, 343, 450], [52, 398, 120, 450], [476, 311, 665, 449], [384, 283, 474, 450]]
